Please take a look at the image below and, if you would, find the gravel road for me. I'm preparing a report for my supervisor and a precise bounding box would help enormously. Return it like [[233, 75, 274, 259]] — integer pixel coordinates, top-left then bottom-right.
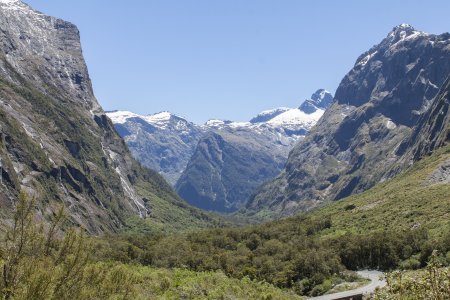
[[307, 270, 386, 300]]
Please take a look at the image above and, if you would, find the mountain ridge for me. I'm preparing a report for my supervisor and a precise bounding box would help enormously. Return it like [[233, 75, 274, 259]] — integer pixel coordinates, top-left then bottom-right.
[[107, 89, 332, 186], [174, 90, 333, 212], [245, 24, 450, 219], [0, 0, 219, 233]]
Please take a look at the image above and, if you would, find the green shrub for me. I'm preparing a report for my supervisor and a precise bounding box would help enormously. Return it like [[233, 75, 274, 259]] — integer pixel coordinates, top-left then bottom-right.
[[399, 256, 421, 270], [374, 251, 450, 299]]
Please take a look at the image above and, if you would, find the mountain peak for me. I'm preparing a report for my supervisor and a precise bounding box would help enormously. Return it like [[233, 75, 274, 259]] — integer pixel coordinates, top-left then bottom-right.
[[0, 0, 32, 12], [106, 110, 187, 126], [299, 89, 334, 114], [310, 89, 333, 106], [386, 23, 426, 43], [0, 0, 21, 5], [250, 107, 291, 123], [392, 23, 415, 32], [147, 111, 173, 121]]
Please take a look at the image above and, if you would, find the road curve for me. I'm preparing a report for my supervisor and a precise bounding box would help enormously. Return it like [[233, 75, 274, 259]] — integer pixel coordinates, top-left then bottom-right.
[[307, 270, 386, 300]]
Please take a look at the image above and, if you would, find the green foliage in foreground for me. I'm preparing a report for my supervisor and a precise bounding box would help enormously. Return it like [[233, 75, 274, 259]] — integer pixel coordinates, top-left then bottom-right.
[[96, 218, 450, 297], [373, 251, 450, 299], [95, 145, 450, 297], [0, 192, 300, 299], [103, 264, 303, 300]]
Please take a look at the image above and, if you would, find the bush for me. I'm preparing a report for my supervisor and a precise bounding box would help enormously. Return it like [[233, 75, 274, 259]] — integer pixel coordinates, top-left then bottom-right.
[[399, 257, 421, 270], [374, 251, 450, 299], [0, 192, 136, 300]]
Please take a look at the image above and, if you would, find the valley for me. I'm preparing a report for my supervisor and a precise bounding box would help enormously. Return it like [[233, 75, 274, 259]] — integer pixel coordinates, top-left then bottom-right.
[[0, 0, 448, 299]]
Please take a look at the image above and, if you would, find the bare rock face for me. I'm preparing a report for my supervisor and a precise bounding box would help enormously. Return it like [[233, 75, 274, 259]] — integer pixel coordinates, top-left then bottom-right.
[[175, 126, 292, 212], [246, 25, 450, 220], [107, 111, 205, 185], [108, 90, 333, 213], [174, 90, 333, 213], [0, 0, 99, 111], [0, 0, 213, 233], [401, 77, 450, 163]]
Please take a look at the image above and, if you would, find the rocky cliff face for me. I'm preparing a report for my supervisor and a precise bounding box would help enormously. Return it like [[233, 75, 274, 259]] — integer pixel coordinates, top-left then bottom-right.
[[175, 90, 333, 212], [108, 90, 333, 193], [107, 111, 204, 185], [246, 25, 450, 219], [0, 0, 98, 112], [0, 0, 216, 233], [399, 77, 450, 163], [109, 90, 332, 213]]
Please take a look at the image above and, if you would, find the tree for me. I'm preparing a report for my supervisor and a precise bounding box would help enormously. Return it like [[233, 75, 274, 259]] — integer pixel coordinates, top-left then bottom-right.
[[0, 192, 135, 299]]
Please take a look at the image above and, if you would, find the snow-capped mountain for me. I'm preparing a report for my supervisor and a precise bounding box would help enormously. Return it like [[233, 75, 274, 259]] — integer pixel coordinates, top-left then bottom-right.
[[107, 89, 333, 187], [205, 89, 332, 136], [107, 89, 333, 213], [246, 24, 450, 220], [107, 110, 204, 185], [175, 89, 333, 212]]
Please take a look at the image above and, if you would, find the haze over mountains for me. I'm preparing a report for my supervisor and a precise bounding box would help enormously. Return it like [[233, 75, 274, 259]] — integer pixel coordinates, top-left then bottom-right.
[[108, 89, 333, 212]]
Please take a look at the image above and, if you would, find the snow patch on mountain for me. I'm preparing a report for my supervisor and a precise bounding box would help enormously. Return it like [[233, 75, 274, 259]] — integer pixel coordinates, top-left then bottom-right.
[[267, 107, 324, 128], [107, 89, 334, 184], [107, 110, 187, 128], [106, 111, 140, 124]]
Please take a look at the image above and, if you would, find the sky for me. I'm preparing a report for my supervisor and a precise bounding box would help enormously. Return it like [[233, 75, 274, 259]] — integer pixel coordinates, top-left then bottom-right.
[[24, 0, 450, 124]]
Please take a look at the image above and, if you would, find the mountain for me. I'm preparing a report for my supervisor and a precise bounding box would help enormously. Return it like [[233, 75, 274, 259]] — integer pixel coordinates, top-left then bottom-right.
[[246, 24, 450, 220], [0, 0, 218, 233], [175, 90, 333, 212], [398, 77, 450, 164], [108, 89, 333, 188], [106, 111, 204, 185]]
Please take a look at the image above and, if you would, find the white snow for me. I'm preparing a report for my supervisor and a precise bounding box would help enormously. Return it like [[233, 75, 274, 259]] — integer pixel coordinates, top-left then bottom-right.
[[398, 23, 413, 29], [257, 107, 290, 117], [106, 111, 140, 124], [204, 119, 226, 127], [320, 90, 329, 97], [357, 51, 378, 67], [109, 92, 331, 141], [387, 25, 428, 51], [228, 121, 251, 128], [107, 110, 187, 129], [386, 119, 397, 130], [0, 0, 34, 12], [145, 111, 172, 122], [267, 108, 324, 127]]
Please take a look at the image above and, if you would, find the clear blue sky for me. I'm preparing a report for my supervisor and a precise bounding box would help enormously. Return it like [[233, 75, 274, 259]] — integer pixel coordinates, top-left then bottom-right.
[[25, 0, 450, 124]]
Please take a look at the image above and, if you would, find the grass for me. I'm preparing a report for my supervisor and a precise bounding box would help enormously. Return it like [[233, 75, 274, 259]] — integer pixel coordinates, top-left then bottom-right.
[[115, 263, 304, 300], [104, 143, 450, 297], [307, 144, 450, 239]]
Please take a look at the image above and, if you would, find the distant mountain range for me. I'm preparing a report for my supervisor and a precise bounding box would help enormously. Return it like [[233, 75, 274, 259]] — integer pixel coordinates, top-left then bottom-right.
[[107, 89, 333, 211]]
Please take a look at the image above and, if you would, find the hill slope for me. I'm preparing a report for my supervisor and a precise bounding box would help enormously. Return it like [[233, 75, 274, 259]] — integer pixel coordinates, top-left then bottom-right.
[[0, 0, 219, 233], [246, 24, 450, 220], [104, 140, 450, 297]]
